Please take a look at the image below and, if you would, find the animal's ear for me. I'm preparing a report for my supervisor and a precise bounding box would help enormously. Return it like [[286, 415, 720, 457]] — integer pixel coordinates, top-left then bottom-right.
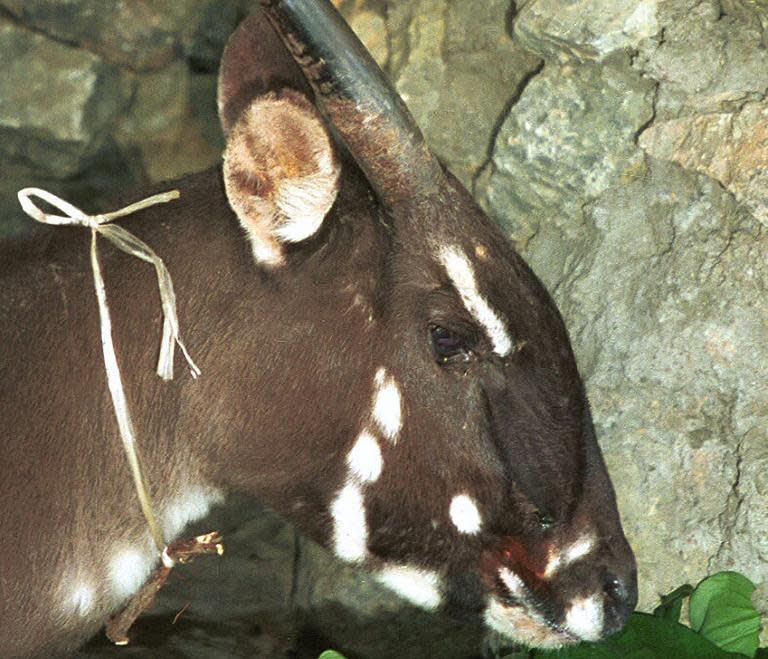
[[222, 89, 341, 267], [218, 12, 311, 136]]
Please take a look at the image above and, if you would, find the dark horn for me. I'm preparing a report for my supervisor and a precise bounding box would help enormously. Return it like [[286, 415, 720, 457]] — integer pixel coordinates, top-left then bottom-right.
[[259, 0, 445, 207]]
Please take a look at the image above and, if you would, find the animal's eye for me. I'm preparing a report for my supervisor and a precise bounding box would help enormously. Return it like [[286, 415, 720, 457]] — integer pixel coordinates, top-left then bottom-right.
[[430, 324, 473, 364]]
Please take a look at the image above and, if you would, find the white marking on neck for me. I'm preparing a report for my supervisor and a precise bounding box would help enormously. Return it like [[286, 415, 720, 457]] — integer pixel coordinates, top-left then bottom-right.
[[109, 548, 154, 600], [449, 493, 483, 534], [330, 480, 368, 563], [69, 583, 94, 616], [347, 430, 383, 483], [372, 367, 402, 443], [376, 565, 442, 610], [161, 485, 224, 543], [544, 535, 595, 579], [565, 594, 604, 641], [438, 246, 512, 356]]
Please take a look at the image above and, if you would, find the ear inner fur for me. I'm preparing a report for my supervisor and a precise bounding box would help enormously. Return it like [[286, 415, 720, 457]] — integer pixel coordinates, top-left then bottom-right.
[[222, 89, 340, 266]]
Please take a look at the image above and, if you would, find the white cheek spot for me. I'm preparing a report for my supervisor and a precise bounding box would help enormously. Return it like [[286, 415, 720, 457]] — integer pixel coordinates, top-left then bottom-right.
[[544, 535, 595, 578], [346, 430, 383, 483], [162, 486, 224, 543], [376, 565, 442, 610], [330, 480, 368, 563], [449, 493, 482, 534], [109, 549, 154, 600], [372, 368, 402, 443], [69, 583, 94, 616], [438, 245, 513, 357], [498, 567, 525, 598], [565, 594, 605, 641]]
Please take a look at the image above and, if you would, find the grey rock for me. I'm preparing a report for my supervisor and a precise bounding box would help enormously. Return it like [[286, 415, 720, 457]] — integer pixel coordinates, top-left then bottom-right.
[[633, 0, 768, 118], [0, 20, 129, 177], [639, 100, 768, 227], [515, 0, 661, 61], [477, 55, 653, 286], [392, 0, 541, 186], [556, 160, 767, 611], [115, 63, 223, 184], [0, 0, 243, 73]]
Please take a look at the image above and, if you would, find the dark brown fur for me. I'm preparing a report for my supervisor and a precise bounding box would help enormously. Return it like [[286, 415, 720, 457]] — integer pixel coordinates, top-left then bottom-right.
[[0, 5, 636, 656]]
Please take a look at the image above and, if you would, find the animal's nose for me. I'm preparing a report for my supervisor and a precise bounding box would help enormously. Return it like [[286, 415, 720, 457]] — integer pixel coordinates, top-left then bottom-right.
[[600, 568, 637, 637]]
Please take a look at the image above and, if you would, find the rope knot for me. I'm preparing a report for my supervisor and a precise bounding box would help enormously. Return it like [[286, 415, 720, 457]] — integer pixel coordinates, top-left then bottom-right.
[[17, 185, 199, 554]]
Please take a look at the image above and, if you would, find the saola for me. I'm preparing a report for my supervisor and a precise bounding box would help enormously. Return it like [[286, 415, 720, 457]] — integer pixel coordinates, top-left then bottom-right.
[[0, 1, 637, 656]]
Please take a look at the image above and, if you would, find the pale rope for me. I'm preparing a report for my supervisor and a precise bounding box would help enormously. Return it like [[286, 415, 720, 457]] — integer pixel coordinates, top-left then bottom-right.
[[17, 187, 201, 555]]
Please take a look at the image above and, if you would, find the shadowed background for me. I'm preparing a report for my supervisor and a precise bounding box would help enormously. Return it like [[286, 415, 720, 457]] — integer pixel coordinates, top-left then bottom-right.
[[1, 0, 766, 656]]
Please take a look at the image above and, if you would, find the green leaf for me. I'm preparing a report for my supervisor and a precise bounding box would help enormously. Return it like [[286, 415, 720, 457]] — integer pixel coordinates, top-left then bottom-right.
[[689, 571, 761, 657], [531, 612, 744, 658], [318, 652, 348, 659], [654, 583, 695, 622]]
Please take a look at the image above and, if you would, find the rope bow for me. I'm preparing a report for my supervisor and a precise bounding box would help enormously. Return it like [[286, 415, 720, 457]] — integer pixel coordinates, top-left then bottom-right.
[[17, 187, 200, 554]]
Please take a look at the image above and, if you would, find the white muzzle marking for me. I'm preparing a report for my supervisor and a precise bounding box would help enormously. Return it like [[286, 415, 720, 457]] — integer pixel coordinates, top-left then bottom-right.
[[565, 594, 605, 641]]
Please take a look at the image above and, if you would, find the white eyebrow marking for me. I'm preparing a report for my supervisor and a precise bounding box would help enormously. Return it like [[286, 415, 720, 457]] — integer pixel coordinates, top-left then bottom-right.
[[565, 594, 604, 641], [543, 535, 595, 578], [372, 367, 402, 443], [346, 430, 383, 483], [449, 493, 483, 534], [376, 565, 442, 610], [330, 480, 368, 563], [438, 246, 512, 356]]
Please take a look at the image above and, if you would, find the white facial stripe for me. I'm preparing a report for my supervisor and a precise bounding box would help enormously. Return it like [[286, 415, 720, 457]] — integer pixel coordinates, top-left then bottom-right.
[[109, 549, 154, 600], [376, 565, 442, 610], [438, 246, 513, 357], [372, 367, 402, 443], [498, 567, 525, 598], [330, 480, 368, 563], [69, 583, 94, 616], [347, 430, 383, 483], [449, 494, 482, 534], [544, 535, 596, 578], [565, 594, 605, 641]]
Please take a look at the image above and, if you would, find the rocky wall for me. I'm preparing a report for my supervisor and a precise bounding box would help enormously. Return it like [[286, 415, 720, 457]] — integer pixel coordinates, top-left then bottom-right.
[[1, 0, 766, 656]]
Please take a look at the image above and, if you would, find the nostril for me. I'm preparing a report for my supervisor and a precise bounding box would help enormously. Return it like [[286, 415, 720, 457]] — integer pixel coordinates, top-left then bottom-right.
[[603, 574, 626, 603], [601, 571, 638, 637]]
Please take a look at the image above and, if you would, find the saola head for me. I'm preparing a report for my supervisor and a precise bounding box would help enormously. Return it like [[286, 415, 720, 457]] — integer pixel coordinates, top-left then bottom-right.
[[217, 0, 637, 648]]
